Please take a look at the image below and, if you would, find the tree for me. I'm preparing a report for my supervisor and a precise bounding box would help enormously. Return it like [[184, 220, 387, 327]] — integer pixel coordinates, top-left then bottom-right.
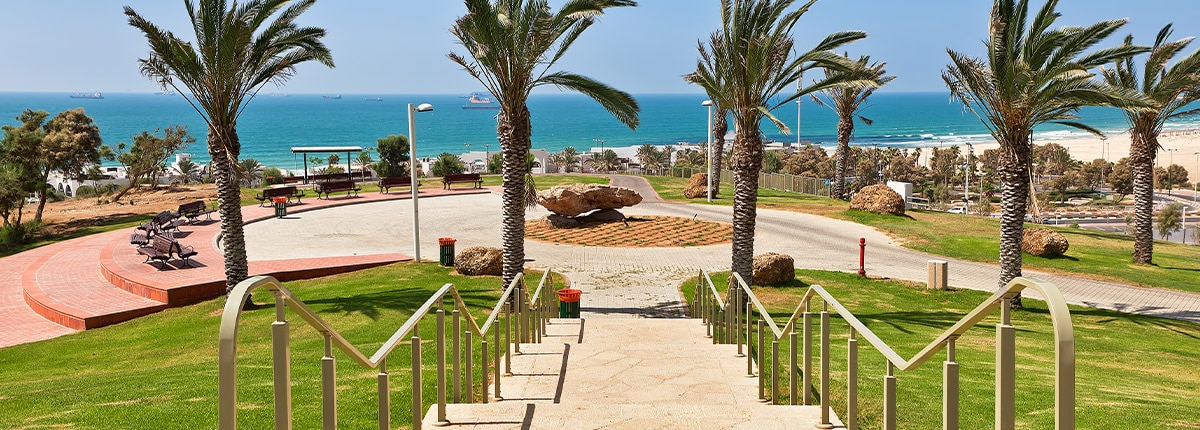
[[1157, 203, 1184, 240], [127, 0, 334, 292], [943, 0, 1143, 305], [238, 159, 264, 187], [432, 152, 466, 177], [1, 109, 106, 223], [708, 102, 729, 195], [114, 126, 194, 199], [1050, 171, 1081, 203], [1166, 164, 1190, 192], [0, 110, 49, 228], [585, 149, 621, 173], [1101, 23, 1200, 264], [173, 159, 201, 184], [450, 0, 641, 287], [687, 0, 866, 285], [557, 147, 581, 173], [375, 134, 410, 178], [1109, 158, 1134, 201], [356, 149, 375, 180], [762, 150, 783, 174], [811, 53, 894, 199], [1079, 158, 1112, 190], [636, 144, 664, 174]]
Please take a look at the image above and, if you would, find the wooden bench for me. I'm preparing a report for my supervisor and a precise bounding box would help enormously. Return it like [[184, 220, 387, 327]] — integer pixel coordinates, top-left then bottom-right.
[[378, 176, 417, 194], [442, 173, 483, 190], [175, 200, 213, 223], [137, 235, 199, 269], [255, 186, 304, 207], [151, 211, 185, 233], [315, 180, 361, 199]]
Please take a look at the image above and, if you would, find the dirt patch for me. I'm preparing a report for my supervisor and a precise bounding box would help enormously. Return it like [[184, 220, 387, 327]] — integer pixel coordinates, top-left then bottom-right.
[[37, 184, 218, 235], [525, 215, 732, 248]]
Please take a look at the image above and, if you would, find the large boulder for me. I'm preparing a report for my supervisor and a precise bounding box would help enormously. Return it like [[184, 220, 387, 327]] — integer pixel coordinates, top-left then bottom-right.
[[537, 183, 642, 217], [1022, 228, 1069, 257], [578, 208, 626, 223], [752, 253, 795, 286], [684, 173, 709, 199], [849, 184, 906, 215], [455, 246, 502, 276], [542, 214, 582, 228]]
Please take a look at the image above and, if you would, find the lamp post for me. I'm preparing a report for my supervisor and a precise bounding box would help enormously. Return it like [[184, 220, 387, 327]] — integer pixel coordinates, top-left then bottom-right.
[[965, 142, 973, 213], [408, 102, 434, 261], [464, 143, 472, 172], [485, 144, 490, 173], [702, 99, 714, 202]]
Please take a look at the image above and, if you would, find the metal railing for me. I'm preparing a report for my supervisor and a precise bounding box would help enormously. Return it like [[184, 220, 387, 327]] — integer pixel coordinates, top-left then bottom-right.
[[218, 269, 557, 430], [651, 167, 831, 198], [690, 269, 1074, 430]]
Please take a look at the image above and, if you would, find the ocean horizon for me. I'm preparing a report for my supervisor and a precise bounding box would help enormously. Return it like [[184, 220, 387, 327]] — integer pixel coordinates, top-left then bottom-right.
[[3, 91, 1197, 171]]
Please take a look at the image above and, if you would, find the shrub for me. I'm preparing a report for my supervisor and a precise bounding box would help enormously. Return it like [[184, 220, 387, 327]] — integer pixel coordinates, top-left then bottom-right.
[[0, 221, 42, 251], [262, 167, 285, 185], [75, 185, 97, 198], [432, 152, 465, 177]]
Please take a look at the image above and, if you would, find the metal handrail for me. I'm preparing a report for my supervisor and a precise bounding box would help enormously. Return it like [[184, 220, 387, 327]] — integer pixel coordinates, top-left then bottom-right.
[[696, 269, 1075, 430], [218, 269, 556, 430]]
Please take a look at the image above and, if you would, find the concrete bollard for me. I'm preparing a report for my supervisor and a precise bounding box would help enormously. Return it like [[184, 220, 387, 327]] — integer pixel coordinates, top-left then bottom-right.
[[928, 260, 948, 290]]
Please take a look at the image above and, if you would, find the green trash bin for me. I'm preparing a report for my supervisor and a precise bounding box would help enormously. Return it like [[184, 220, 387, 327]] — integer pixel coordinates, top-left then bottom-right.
[[438, 238, 456, 266], [272, 197, 287, 218], [557, 288, 581, 318]]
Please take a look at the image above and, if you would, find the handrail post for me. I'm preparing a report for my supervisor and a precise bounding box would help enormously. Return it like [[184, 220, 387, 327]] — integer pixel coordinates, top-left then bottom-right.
[[505, 304, 513, 374], [745, 302, 753, 372], [452, 309, 461, 403], [736, 296, 745, 357], [884, 362, 896, 430], [757, 319, 766, 401], [514, 288, 524, 352], [771, 339, 780, 404], [818, 303, 833, 428], [482, 338, 490, 403], [997, 299, 1015, 430], [789, 328, 798, 405], [848, 329, 858, 430], [803, 310, 812, 405], [494, 309, 503, 397], [945, 336, 959, 430], [408, 338, 419, 429], [271, 291, 293, 430], [436, 309, 448, 425], [384, 358, 394, 430], [321, 334, 337, 430], [465, 331, 474, 404]]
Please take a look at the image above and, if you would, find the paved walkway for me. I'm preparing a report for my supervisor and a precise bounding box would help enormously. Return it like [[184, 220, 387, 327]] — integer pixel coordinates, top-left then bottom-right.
[[423, 318, 834, 429], [249, 175, 1200, 323]]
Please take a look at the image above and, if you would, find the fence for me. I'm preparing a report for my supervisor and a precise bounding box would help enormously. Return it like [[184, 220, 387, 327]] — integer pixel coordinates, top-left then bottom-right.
[[654, 167, 831, 198]]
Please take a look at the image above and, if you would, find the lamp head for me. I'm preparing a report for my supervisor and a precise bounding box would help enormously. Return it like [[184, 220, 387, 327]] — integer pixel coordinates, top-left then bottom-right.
[[701, 100, 713, 106], [415, 103, 434, 112]]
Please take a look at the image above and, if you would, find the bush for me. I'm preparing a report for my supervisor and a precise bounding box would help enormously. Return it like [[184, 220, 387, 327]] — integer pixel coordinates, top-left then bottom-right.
[[75, 185, 97, 198], [1070, 222, 1081, 229], [0, 221, 42, 251], [432, 152, 465, 177], [262, 167, 285, 185]]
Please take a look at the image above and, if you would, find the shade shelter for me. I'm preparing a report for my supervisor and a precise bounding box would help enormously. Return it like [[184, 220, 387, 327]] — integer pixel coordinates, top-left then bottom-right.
[[290, 146, 363, 184]]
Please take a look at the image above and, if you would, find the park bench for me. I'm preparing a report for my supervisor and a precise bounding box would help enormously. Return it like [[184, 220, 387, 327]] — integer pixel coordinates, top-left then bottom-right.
[[378, 176, 417, 194], [130, 221, 164, 247], [136, 235, 198, 269], [315, 180, 361, 199], [175, 200, 214, 223], [255, 186, 304, 207], [442, 173, 483, 190], [149, 211, 184, 233]]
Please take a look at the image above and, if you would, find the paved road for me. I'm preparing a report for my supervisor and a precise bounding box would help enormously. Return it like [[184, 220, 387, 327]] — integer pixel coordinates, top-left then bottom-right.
[[244, 176, 1200, 322]]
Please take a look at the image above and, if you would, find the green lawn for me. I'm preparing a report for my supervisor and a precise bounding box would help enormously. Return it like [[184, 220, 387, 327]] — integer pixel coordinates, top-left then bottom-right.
[[682, 270, 1200, 429], [240, 174, 609, 207], [0, 214, 152, 258], [0, 263, 560, 429], [644, 175, 1200, 294]]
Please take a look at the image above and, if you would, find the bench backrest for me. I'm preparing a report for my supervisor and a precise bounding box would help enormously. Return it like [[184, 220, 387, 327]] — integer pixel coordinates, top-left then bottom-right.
[[153, 211, 175, 225], [318, 180, 355, 191], [263, 186, 296, 198], [151, 235, 175, 253], [380, 176, 412, 186], [178, 200, 205, 214], [444, 173, 481, 182]]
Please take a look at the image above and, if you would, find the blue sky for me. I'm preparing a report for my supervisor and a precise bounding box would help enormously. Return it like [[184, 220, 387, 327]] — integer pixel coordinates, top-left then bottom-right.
[[1, 1, 1196, 94]]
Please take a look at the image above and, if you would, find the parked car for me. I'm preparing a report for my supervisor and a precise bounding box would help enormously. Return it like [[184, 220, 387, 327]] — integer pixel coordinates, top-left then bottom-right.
[[947, 206, 968, 214]]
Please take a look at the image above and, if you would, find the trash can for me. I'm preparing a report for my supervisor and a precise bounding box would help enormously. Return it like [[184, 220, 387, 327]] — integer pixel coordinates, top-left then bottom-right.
[[557, 288, 581, 318], [438, 237, 456, 266], [272, 197, 287, 218]]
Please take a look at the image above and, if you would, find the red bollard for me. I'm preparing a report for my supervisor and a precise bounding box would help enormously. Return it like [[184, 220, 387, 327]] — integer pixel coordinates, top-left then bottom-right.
[[857, 237, 867, 277]]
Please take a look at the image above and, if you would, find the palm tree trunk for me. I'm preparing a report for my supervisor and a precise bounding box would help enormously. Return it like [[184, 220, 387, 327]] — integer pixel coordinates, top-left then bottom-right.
[[833, 116, 853, 200], [498, 107, 532, 288], [708, 106, 728, 195], [997, 139, 1031, 308], [1129, 132, 1155, 264], [730, 123, 763, 286], [210, 127, 249, 293]]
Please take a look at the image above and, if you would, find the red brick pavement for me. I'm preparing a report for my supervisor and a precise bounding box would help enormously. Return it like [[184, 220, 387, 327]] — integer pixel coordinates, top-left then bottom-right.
[[0, 185, 493, 348]]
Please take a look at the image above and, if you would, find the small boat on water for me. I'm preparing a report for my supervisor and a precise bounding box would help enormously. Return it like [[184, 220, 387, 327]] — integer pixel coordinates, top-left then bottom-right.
[[322, 95, 342, 100], [467, 93, 494, 104], [462, 92, 499, 110], [70, 92, 103, 99], [364, 97, 383, 102]]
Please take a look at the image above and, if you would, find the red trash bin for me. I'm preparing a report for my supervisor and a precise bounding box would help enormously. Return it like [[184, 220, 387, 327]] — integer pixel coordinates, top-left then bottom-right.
[[557, 288, 581, 318]]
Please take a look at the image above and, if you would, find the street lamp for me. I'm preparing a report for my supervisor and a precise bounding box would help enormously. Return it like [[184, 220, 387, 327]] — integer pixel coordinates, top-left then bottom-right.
[[702, 99, 714, 202], [408, 102, 434, 261], [965, 142, 974, 213], [464, 143, 472, 172]]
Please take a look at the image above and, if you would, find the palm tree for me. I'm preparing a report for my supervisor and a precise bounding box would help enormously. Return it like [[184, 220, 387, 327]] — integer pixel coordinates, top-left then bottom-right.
[[687, 0, 866, 285], [585, 149, 621, 173], [811, 53, 894, 199], [943, 0, 1145, 305], [708, 101, 728, 195], [450, 0, 640, 287], [238, 158, 264, 188], [173, 159, 201, 184], [127, 0, 333, 292], [636, 144, 663, 174], [558, 146, 581, 172], [1100, 24, 1200, 264]]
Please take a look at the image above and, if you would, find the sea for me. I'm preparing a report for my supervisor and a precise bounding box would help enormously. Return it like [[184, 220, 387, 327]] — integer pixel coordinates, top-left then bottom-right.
[[2, 92, 1197, 171]]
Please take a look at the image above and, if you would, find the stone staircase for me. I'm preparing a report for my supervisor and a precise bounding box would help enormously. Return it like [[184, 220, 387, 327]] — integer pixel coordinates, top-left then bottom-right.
[[423, 318, 837, 429]]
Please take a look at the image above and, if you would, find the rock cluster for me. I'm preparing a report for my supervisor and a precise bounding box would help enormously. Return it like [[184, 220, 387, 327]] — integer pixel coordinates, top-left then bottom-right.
[[849, 184, 906, 215], [537, 183, 642, 217], [684, 173, 709, 199], [752, 253, 795, 286], [454, 246, 502, 276], [1022, 228, 1069, 257]]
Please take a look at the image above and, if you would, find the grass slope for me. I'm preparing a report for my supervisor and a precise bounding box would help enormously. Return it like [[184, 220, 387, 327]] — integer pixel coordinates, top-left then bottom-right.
[[644, 175, 1200, 294], [0, 263, 559, 429], [682, 270, 1200, 429]]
